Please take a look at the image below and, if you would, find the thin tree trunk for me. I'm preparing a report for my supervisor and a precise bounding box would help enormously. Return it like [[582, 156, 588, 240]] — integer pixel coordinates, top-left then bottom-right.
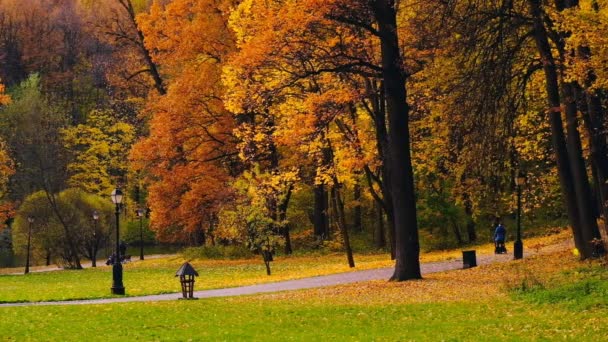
[[464, 193, 477, 242], [261, 250, 271, 276], [450, 218, 463, 245], [373, 0, 421, 280], [374, 199, 386, 248], [331, 186, 355, 268], [279, 185, 294, 255]]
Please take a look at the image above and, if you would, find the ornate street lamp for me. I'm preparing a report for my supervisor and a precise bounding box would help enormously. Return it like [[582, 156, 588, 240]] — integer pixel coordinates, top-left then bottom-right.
[[110, 188, 125, 295], [514, 171, 526, 260], [25, 216, 34, 274], [92, 211, 99, 267], [136, 208, 144, 260]]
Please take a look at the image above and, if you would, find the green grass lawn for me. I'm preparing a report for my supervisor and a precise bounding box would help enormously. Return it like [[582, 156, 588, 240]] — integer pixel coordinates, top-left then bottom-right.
[[0, 253, 395, 303], [0, 237, 605, 340], [0, 231, 570, 303], [0, 267, 606, 341]]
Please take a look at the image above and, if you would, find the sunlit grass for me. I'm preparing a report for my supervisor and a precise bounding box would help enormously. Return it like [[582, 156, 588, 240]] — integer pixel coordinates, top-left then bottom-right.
[[0, 229, 571, 303], [0, 240, 605, 341]]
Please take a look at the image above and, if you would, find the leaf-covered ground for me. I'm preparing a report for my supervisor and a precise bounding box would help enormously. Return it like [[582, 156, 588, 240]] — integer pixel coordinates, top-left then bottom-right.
[[0, 231, 570, 303], [0, 235, 606, 341]]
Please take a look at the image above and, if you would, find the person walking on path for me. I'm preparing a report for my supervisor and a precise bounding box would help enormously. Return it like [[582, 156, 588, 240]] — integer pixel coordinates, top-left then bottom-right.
[[494, 222, 507, 254]]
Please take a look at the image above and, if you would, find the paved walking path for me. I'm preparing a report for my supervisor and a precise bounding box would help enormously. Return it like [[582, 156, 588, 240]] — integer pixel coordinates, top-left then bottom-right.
[[0, 250, 525, 308]]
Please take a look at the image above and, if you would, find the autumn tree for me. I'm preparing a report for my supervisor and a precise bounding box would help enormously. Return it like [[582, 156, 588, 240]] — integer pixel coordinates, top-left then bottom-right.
[[130, 0, 238, 244], [62, 109, 135, 195], [0, 74, 87, 268], [225, 0, 424, 279], [14, 189, 113, 268]]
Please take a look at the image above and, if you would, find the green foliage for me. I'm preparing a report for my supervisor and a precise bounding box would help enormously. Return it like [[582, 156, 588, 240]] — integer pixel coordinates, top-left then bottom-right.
[[122, 218, 155, 245], [13, 189, 113, 267], [0, 74, 69, 199]]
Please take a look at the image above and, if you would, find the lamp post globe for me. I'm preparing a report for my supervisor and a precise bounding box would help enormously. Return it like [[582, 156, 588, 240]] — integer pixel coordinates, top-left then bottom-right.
[[514, 172, 525, 260], [110, 188, 125, 295]]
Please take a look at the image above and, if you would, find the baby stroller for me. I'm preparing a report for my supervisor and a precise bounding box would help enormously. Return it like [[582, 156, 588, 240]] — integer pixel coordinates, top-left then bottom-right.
[[495, 240, 507, 254]]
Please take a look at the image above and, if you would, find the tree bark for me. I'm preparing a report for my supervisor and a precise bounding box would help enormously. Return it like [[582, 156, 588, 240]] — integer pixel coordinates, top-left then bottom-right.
[[313, 184, 329, 238], [373, 0, 421, 280], [331, 186, 355, 268], [527, 0, 586, 255], [367, 80, 395, 259], [278, 185, 294, 255], [584, 91, 608, 241], [374, 199, 386, 248], [563, 83, 602, 256]]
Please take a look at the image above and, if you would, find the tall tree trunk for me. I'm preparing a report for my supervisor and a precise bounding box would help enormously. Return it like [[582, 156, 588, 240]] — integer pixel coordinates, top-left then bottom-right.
[[331, 186, 355, 268], [564, 83, 602, 256], [374, 199, 386, 248], [367, 80, 395, 259], [584, 91, 608, 242], [527, 0, 586, 255], [373, 0, 421, 280]]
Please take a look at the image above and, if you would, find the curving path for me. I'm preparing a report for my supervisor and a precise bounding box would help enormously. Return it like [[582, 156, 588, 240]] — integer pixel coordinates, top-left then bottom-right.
[[0, 251, 522, 308]]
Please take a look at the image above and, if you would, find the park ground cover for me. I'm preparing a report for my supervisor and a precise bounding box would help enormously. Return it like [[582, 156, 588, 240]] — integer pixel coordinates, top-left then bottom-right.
[[0, 231, 570, 303], [0, 237, 606, 340]]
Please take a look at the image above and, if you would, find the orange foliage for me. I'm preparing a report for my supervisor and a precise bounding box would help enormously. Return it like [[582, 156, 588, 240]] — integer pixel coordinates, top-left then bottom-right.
[[130, 0, 237, 243], [0, 82, 9, 105]]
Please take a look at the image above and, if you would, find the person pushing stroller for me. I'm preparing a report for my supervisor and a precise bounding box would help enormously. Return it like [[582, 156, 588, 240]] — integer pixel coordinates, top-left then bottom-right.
[[494, 222, 507, 254]]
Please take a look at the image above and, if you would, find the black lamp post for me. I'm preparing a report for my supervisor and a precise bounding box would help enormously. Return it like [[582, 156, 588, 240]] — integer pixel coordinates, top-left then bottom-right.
[[514, 172, 525, 260], [24, 216, 34, 274], [92, 211, 99, 267], [136, 208, 144, 260], [111, 188, 125, 295]]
